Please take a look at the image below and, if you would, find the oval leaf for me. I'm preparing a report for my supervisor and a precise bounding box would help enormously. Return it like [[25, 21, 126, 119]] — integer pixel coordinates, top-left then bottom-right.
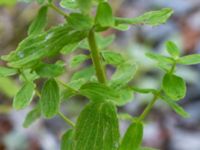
[[95, 2, 114, 27], [110, 63, 137, 88], [61, 129, 74, 150], [13, 81, 35, 110], [70, 54, 89, 67], [23, 105, 41, 128], [119, 121, 143, 150], [40, 78, 60, 118], [162, 73, 186, 101], [166, 41, 180, 58], [79, 82, 119, 102], [101, 51, 124, 66], [77, 0, 92, 13], [68, 13, 93, 31], [74, 101, 120, 150]]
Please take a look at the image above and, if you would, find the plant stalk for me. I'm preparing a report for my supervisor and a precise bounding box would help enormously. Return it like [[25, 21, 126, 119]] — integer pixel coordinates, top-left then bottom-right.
[[48, 3, 68, 18], [88, 29, 107, 83], [139, 94, 158, 121], [58, 111, 75, 128]]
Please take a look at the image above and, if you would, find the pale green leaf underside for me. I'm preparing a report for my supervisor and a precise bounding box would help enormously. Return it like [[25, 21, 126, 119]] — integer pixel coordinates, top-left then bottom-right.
[[70, 54, 89, 67], [177, 54, 200, 65], [110, 63, 137, 88], [101, 51, 124, 65], [13, 81, 35, 110], [0, 67, 17, 77], [161, 95, 190, 118], [166, 41, 180, 58], [23, 105, 41, 128], [116, 8, 173, 26], [146, 52, 173, 64]]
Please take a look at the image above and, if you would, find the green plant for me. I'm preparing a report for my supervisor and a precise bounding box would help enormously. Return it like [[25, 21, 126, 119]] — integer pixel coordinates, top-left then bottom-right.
[[1, 0, 200, 149]]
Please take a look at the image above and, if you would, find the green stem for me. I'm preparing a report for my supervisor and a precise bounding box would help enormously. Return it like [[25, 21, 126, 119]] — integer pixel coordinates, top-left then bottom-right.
[[169, 61, 176, 74], [48, 3, 68, 18], [88, 29, 107, 83], [58, 111, 75, 128], [139, 94, 158, 121], [56, 79, 78, 93]]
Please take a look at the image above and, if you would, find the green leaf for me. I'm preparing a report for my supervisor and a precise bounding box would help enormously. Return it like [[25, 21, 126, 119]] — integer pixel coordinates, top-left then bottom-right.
[[131, 87, 157, 94], [68, 13, 93, 31], [116, 8, 173, 26], [177, 54, 200, 65], [28, 6, 48, 35], [157, 62, 171, 72], [146, 52, 173, 64], [119, 121, 143, 150], [166, 41, 180, 58], [2, 24, 87, 68], [13, 81, 35, 110], [60, 42, 80, 55], [61, 129, 74, 150], [40, 79, 60, 118], [35, 61, 65, 78], [0, 77, 19, 98], [60, 0, 78, 10], [112, 24, 130, 31], [162, 73, 186, 101], [118, 113, 133, 121], [138, 147, 158, 150], [161, 95, 190, 118], [80, 34, 115, 50], [79, 82, 119, 102], [101, 51, 124, 65], [74, 101, 120, 150], [20, 69, 39, 81], [77, 0, 92, 13], [23, 105, 41, 128], [95, 2, 114, 27], [71, 66, 95, 81], [110, 63, 137, 88], [70, 54, 89, 67], [116, 88, 134, 106], [96, 34, 115, 49], [0, 67, 17, 77]]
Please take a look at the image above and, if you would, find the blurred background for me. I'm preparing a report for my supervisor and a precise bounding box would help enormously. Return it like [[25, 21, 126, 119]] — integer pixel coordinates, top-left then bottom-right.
[[1, 0, 200, 150]]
